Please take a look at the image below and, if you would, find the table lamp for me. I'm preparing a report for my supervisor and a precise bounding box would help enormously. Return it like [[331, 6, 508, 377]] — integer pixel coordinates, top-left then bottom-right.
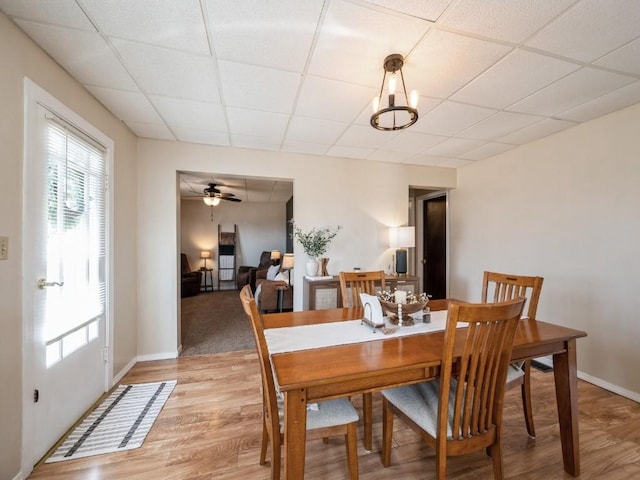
[[281, 253, 294, 285], [200, 250, 211, 269], [389, 226, 415, 276]]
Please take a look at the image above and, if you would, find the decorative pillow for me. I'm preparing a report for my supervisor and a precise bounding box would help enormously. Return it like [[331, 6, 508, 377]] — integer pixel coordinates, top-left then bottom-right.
[[266, 264, 280, 280], [274, 272, 289, 285]]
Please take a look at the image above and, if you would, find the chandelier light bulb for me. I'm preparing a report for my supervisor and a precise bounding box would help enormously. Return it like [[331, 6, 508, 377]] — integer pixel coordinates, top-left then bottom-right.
[[372, 96, 380, 113], [388, 73, 397, 94], [409, 90, 419, 109]]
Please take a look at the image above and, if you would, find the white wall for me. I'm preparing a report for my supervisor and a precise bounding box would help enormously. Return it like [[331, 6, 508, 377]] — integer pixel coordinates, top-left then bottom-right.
[[137, 139, 456, 358], [0, 14, 139, 480], [449, 102, 640, 400], [180, 198, 288, 289]]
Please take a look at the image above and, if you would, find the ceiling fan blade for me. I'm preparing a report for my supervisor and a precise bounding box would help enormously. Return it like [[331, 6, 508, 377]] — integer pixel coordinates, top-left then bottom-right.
[[223, 197, 241, 202]]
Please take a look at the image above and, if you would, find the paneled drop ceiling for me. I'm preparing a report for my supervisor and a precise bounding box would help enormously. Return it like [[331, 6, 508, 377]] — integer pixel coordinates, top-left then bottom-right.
[[2, 0, 640, 171]]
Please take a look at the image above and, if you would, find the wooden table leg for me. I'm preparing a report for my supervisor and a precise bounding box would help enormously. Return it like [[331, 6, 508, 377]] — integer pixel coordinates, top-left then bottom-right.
[[284, 388, 307, 480], [552, 339, 580, 477], [363, 392, 373, 450]]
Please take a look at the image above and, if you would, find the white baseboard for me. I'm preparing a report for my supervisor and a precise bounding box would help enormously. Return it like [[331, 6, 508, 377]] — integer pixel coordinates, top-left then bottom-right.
[[136, 351, 179, 362], [13, 469, 24, 480], [112, 357, 137, 385], [533, 355, 640, 403]]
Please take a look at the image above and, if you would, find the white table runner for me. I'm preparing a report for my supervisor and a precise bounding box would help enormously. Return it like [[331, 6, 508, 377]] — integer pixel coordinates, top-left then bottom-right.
[[265, 310, 449, 354]]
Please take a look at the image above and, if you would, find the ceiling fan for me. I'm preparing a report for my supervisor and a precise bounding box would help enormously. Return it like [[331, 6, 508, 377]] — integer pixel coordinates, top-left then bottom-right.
[[202, 182, 241, 206]]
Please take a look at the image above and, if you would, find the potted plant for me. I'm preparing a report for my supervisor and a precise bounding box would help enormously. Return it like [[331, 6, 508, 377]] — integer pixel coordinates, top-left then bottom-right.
[[290, 221, 342, 276]]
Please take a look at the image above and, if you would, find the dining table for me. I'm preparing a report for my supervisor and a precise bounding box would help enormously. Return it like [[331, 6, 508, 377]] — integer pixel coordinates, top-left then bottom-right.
[[262, 299, 587, 480]]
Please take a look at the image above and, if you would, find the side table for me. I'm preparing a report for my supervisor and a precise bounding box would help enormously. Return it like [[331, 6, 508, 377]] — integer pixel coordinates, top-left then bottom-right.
[[275, 285, 289, 312], [201, 268, 213, 292]]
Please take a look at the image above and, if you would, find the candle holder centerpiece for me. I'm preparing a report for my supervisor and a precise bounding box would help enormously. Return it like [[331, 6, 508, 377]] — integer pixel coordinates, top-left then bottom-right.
[[378, 290, 429, 326]]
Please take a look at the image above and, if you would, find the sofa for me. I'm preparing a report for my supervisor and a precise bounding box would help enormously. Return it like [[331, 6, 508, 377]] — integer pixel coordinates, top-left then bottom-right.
[[255, 278, 293, 312], [181, 253, 202, 298]]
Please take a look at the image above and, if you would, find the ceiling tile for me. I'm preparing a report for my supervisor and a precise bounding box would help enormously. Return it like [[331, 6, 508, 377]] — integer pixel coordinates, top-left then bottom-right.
[[458, 111, 544, 140], [0, 0, 95, 30], [498, 118, 577, 145], [435, 157, 475, 168], [282, 139, 331, 155], [451, 49, 580, 109], [172, 127, 230, 146], [379, 131, 447, 154], [337, 124, 398, 148], [595, 37, 640, 75], [295, 76, 376, 122], [459, 142, 516, 161], [308, 0, 431, 87], [86, 86, 164, 124], [112, 39, 219, 102], [439, 0, 577, 44], [326, 145, 376, 159], [361, 0, 453, 22], [403, 153, 453, 167], [231, 134, 282, 151], [367, 149, 410, 163], [508, 67, 636, 116], [150, 96, 227, 130], [406, 29, 512, 99], [281, 140, 330, 156], [218, 61, 301, 113], [123, 121, 175, 140], [81, 0, 209, 54], [285, 116, 347, 144], [411, 101, 496, 136], [554, 80, 640, 122], [204, 0, 324, 72], [226, 107, 289, 138], [423, 138, 485, 157], [15, 20, 138, 91], [525, 0, 640, 63]]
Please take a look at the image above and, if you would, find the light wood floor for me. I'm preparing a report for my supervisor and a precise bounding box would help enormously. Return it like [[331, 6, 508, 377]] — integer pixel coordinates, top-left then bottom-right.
[[29, 350, 640, 479]]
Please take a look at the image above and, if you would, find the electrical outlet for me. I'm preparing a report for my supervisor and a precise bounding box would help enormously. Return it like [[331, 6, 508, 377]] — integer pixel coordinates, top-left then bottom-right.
[[0, 236, 8, 260]]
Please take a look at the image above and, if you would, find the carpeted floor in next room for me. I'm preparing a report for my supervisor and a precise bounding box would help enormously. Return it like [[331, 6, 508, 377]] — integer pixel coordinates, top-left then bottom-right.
[[180, 289, 255, 356]]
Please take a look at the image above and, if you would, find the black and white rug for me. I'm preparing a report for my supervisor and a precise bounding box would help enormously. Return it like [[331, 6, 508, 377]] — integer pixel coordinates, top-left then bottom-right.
[[46, 380, 177, 463]]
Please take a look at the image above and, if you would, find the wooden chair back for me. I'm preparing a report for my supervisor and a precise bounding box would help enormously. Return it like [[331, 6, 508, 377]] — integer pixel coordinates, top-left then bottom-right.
[[339, 270, 386, 308], [239, 285, 282, 472], [436, 298, 524, 478], [481, 271, 543, 319]]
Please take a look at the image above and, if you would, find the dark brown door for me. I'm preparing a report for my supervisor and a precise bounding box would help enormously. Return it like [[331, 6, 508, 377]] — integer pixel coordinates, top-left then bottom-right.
[[422, 195, 447, 299]]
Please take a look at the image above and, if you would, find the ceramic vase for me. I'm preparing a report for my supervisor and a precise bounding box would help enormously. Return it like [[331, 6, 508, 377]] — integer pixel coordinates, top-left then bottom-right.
[[305, 258, 319, 276]]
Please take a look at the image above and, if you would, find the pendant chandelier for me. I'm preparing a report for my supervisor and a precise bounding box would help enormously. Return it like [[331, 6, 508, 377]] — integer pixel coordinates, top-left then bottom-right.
[[370, 54, 419, 131]]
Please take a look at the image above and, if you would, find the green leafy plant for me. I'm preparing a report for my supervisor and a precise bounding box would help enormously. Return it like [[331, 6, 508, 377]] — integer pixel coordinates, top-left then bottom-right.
[[290, 221, 342, 258]]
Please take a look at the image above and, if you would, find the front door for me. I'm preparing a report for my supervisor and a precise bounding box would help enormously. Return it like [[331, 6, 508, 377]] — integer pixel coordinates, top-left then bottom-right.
[[421, 194, 447, 299], [23, 81, 110, 467]]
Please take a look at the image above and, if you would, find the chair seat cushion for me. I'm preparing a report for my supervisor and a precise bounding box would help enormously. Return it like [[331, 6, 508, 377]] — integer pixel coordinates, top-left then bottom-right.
[[382, 379, 460, 438], [506, 363, 525, 383], [277, 396, 358, 431]]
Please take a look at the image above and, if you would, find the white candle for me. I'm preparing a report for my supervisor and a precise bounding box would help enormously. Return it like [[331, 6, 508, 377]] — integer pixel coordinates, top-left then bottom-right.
[[394, 290, 407, 304]]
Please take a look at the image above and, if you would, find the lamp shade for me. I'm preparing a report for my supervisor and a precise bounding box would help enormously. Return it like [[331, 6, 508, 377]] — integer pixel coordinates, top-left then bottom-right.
[[281, 253, 294, 270], [200, 251, 211, 259], [389, 226, 415, 248]]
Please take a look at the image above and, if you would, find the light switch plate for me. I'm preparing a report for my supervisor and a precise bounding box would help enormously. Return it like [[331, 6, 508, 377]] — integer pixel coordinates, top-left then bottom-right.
[[0, 236, 8, 260]]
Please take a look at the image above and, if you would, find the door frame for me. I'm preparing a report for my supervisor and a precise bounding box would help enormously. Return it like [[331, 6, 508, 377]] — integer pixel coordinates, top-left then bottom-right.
[[21, 78, 114, 472], [414, 191, 449, 297]]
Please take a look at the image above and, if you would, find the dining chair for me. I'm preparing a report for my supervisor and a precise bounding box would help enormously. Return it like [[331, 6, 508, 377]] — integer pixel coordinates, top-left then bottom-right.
[[239, 285, 360, 480], [339, 270, 386, 308], [381, 297, 525, 480], [482, 271, 544, 438], [338, 270, 386, 451]]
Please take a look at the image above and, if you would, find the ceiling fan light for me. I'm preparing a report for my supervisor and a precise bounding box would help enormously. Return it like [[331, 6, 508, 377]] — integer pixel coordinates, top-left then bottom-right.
[[203, 196, 216, 206], [212, 197, 221, 206]]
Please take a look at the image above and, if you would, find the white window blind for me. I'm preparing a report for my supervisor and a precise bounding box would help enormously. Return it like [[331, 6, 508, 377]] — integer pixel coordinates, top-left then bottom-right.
[[44, 115, 106, 352]]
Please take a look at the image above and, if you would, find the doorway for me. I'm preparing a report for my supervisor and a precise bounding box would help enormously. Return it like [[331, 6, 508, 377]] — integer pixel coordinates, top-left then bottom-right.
[[418, 193, 448, 299]]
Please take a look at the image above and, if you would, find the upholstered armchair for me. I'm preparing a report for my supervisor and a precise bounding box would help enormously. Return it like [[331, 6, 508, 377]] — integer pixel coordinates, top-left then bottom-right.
[[255, 278, 293, 312], [181, 253, 202, 298], [236, 250, 274, 291]]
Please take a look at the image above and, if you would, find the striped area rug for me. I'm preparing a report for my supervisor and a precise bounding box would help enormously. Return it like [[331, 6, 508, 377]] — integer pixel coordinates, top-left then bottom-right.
[[46, 380, 176, 463]]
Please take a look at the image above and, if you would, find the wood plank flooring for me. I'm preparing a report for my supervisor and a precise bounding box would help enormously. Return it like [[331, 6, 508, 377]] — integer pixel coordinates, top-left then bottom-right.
[[28, 350, 640, 479]]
